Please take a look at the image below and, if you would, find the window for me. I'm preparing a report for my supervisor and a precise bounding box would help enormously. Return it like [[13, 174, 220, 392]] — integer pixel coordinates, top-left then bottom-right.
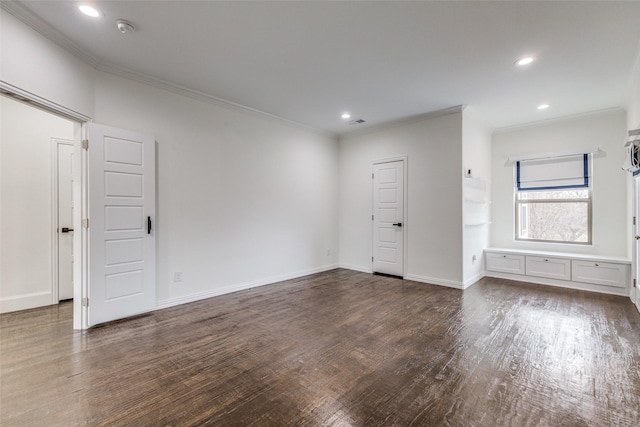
[[515, 154, 591, 244]]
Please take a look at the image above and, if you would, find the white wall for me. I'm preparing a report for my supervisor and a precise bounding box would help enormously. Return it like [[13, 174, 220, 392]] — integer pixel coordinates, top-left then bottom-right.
[[628, 42, 640, 130], [3, 4, 635, 313], [1, 9, 339, 311], [338, 109, 465, 287], [491, 110, 628, 258], [0, 10, 94, 118], [93, 71, 339, 307], [0, 95, 75, 312], [462, 107, 492, 285]]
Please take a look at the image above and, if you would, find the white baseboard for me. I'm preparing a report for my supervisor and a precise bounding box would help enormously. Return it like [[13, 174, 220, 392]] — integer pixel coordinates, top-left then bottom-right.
[[338, 263, 372, 274], [0, 291, 54, 313], [633, 283, 640, 312], [403, 274, 464, 289], [463, 272, 485, 289], [158, 261, 631, 312], [156, 264, 339, 310], [337, 266, 466, 290]]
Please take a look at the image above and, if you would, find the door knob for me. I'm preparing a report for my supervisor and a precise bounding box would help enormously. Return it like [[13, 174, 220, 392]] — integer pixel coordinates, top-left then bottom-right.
[[636, 235, 640, 240], [392, 222, 403, 227], [61, 227, 74, 233]]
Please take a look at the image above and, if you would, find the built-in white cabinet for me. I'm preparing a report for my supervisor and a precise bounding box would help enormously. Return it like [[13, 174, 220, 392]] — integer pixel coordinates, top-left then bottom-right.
[[486, 253, 525, 274], [571, 260, 627, 289], [526, 256, 571, 281], [485, 249, 630, 296]]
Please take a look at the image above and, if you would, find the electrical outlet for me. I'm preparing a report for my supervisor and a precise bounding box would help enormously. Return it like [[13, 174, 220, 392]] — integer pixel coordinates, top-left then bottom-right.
[[173, 271, 183, 282], [472, 255, 477, 263]]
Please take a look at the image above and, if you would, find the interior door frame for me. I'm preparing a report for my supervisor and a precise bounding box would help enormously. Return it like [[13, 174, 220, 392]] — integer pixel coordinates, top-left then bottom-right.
[[1, 81, 90, 329], [634, 177, 640, 313], [371, 156, 408, 277], [51, 138, 76, 304]]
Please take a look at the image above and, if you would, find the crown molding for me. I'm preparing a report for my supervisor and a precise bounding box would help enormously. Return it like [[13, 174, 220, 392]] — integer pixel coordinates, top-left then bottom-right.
[[95, 63, 336, 139], [493, 107, 626, 134], [338, 105, 465, 140], [1, 1, 100, 67], [1, 2, 336, 140]]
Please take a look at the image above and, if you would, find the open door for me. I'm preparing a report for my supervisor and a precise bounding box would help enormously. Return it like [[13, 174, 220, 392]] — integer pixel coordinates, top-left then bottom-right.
[[86, 123, 156, 327]]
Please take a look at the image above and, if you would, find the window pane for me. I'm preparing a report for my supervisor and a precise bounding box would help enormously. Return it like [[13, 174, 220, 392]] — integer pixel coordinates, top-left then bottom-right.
[[518, 189, 589, 200], [517, 201, 589, 243]]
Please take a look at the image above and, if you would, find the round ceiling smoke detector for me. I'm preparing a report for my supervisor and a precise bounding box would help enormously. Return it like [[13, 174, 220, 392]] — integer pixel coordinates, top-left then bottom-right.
[[116, 20, 135, 34]]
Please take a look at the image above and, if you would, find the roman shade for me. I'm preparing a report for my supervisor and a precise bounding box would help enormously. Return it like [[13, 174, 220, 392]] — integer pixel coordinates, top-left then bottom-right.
[[516, 154, 590, 191]]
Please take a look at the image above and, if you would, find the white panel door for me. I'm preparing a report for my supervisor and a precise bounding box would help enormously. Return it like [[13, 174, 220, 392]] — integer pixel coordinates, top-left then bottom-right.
[[87, 123, 155, 326], [57, 141, 74, 300], [373, 160, 404, 276]]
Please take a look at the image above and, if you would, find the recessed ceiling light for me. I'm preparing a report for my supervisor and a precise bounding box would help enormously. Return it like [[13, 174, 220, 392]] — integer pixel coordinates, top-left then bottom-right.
[[78, 4, 102, 18], [341, 112, 351, 119], [515, 56, 535, 66], [537, 104, 550, 110]]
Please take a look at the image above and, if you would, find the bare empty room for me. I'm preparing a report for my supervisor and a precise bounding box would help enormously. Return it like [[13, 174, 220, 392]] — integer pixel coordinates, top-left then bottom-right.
[[1, 1, 640, 426]]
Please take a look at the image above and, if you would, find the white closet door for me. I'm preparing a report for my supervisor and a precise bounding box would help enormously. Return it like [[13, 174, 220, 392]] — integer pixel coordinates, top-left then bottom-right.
[[57, 141, 75, 300], [373, 160, 404, 277]]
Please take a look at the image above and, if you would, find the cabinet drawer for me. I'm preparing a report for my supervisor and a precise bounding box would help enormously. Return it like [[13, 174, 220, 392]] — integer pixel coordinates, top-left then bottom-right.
[[486, 253, 525, 275], [571, 261, 627, 288], [526, 256, 571, 281]]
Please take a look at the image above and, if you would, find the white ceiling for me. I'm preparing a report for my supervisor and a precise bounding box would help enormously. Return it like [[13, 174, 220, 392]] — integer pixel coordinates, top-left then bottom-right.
[[6, 1, 640, 135]]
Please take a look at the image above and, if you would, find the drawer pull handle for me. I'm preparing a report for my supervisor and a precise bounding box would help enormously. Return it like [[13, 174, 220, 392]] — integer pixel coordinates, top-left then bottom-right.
[[544, 259, 549, 262], [595, 263, 599, 267], [503, 255, 507, 258]]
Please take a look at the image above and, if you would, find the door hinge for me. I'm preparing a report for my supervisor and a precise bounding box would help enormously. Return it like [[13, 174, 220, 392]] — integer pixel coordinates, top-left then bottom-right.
[[372, 256, 374, 262], [634, 216, 636, 226], [82, 297, 89, 307], [82, 218, 89, 229], [82, 139, 89, 150], [372, 173, 374, 179], [634, 278, 637, 288], [372, 215, 374, 221]]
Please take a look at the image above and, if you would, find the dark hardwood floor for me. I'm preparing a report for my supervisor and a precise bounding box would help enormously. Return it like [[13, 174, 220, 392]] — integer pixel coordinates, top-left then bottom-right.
[[1, 269, 639, 426]]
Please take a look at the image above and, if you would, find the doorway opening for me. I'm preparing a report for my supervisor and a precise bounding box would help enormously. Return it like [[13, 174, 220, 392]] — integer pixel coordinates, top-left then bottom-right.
[[1, 86, 157, 330], [53, 139, 75, 303], [0, 90, 83, 327]]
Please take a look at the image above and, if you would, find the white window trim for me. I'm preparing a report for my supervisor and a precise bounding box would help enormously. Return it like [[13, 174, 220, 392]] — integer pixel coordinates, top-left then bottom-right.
[[513, 152, 593, 245], [514, 191, 592, 245]]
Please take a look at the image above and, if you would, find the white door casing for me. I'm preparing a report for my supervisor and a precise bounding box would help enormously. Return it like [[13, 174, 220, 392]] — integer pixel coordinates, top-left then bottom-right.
[[372, 160, 405, 277], [87, 123, 156, 327], [56, 141, 74, 300], [635, 179, 640, 313]]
